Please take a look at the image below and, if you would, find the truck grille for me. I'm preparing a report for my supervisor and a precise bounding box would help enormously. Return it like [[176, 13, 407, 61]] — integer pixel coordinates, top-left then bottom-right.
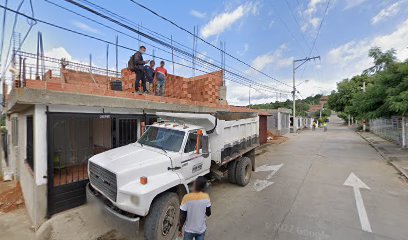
[[89, 162, 117, 202]]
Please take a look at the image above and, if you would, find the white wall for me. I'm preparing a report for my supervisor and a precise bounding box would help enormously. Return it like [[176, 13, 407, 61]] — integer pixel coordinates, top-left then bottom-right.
[[34, 105, 47, 185]]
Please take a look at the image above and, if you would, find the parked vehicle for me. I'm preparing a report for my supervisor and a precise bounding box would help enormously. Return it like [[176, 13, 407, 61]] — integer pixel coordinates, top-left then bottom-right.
[[86, 112, 259, 240]]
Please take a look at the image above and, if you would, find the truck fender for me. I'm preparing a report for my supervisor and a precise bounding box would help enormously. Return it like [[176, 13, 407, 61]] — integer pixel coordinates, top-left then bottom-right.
[[120, 171, 188, 216]]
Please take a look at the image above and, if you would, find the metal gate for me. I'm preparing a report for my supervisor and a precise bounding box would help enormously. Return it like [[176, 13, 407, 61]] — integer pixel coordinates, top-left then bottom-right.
[[113, 118, 138, 147], [26, 116, 34, 170], [47, 113, 143, 216]]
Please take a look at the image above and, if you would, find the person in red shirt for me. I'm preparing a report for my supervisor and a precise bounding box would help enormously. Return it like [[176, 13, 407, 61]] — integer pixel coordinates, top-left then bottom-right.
[[154, 61, 167, 96]]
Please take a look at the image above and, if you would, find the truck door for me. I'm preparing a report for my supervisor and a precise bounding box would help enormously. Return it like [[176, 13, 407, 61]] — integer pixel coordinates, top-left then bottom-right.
[[179, 130, 210, 183]]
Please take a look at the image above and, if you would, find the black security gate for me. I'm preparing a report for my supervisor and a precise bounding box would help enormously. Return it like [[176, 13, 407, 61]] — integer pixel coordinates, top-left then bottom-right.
[[47, 113, 147, 216], [26, 116, 34, 170], [113, 118, 138, 147]]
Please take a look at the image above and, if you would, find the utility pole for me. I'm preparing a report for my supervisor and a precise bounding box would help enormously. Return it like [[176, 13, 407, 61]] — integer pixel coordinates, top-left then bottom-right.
[[292, 56, 320, 132], [248, 85, 251, 108], [362, 81, 366, 132], [402, 116, 406, 149]]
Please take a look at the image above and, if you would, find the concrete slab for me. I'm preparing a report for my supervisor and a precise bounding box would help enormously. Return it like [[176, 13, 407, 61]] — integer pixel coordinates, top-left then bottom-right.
[[0, 208, 35, 240], [6, 88, 249, 115]]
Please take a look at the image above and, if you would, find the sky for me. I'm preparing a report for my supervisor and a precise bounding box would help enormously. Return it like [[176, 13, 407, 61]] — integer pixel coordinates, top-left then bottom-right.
[[1, 0, 408, 105]]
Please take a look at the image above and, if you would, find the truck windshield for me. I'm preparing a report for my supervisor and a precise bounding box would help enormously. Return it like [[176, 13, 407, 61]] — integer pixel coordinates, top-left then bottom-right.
[[138, 126, 185, 152]]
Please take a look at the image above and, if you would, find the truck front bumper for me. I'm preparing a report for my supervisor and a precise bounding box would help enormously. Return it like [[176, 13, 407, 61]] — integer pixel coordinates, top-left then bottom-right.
[[86, 183, 140, 225]]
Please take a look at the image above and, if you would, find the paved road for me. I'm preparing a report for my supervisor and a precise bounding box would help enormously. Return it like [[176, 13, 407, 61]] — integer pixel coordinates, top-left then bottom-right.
[[206, 115, 408, 240], [15, 115, 407, 240]]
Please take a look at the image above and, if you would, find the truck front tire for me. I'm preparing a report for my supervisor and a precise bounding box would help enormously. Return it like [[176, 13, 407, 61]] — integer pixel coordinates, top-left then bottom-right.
[[144, 192, 180, 240], [235, 157, 252, 186]]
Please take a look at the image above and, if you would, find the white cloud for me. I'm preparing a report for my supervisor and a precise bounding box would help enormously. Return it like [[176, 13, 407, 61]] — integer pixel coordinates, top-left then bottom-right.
[[227, 84, 277, 106], [327, 18, 408, 77], [305, 0, 325, 16], [25, 47, 75, 68], [301, 0, 325, 33], [190, 9, 207, 19], [72, 20, 100, 34], [371, 1, 402, 25], [344, 0, 366, 10], [45, 47, 73, 60], [200, 2, 258, 39], [268, 20, 275, 29], [250, 44, 293, 71], [237, 43, 249, 56]]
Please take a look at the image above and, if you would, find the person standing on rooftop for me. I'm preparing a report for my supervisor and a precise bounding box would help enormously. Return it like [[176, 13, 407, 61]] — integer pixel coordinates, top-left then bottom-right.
[[155, 61, 168, 97], [144, 60, 155, 94], [133, 46, 149, 93]]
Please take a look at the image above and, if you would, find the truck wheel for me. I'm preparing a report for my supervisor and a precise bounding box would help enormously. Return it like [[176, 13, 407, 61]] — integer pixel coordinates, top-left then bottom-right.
[[228, 161, 238, 184], [144, 192, 180, 240], [235, 157, 252, 186]]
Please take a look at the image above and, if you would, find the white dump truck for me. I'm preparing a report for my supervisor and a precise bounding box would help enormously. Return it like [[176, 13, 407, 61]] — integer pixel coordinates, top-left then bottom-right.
[[86, 112, 259, 240]]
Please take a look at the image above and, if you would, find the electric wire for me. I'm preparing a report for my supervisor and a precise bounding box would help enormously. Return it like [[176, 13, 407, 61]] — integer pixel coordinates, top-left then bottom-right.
[[53, 1, 290, 93], [45, 0, 274, 92], [64, 0, 287, 90], [0, 0, 9, 67], [0, 4, 290, 94], [308, 0, 331, 57], [1, 0, 37, 81], [124, 0, 291, 88]]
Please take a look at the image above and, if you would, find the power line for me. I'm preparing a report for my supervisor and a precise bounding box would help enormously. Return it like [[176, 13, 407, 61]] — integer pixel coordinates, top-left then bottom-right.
[[282, 0, 313, 54], [1, 0, 36, 81], [0, 4, 290, 94], [62, 0, 286, 91], [57, 0, 290, 93], [308, 0, 331, 57], [125, 0, 291, 88], [0, 0, 9, 67]]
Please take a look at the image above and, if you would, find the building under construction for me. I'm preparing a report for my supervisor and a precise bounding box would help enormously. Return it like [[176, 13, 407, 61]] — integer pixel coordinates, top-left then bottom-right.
[[2, 50, 251, 228]]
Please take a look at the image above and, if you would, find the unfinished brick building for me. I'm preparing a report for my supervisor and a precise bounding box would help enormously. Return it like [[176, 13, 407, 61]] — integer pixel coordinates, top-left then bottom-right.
[[3, 51, 253, 228]]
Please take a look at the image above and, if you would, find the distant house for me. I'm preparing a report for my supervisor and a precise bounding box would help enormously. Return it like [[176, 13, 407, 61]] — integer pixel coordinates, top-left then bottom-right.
[[258, 108, 292, 136]]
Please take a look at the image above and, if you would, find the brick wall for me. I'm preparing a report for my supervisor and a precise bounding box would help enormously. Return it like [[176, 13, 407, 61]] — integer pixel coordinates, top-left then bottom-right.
[[22, 68, 229, 109], [121, 69, 223, 104]]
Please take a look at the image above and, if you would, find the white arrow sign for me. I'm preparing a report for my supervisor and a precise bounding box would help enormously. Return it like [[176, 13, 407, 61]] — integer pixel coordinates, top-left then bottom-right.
[[253, 164, 283, 192], [343, 172, 372, 232]]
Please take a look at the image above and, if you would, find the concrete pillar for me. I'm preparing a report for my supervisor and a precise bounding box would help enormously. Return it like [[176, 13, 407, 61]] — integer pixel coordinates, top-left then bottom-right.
[[34, 105, 47, 185], [277, 112, 281, 132]]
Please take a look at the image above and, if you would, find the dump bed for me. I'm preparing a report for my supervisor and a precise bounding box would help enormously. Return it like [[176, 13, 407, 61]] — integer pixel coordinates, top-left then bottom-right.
[[210, 114, 258, 164], [157, 112, 259, 164]]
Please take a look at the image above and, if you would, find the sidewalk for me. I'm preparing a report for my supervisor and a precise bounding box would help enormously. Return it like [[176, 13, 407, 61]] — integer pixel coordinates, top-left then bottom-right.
[[358, 131, 408, 179]]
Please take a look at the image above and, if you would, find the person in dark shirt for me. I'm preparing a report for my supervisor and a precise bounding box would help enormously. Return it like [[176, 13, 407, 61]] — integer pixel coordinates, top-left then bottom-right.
[[179, 176, 211, 240], [144, 60, 155, 93], [133, 46, 149, 93]]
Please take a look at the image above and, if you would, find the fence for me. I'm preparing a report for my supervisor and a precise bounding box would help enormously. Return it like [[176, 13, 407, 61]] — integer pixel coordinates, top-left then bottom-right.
[[369, 117, 407, 147], [266, 111, 291, 136]]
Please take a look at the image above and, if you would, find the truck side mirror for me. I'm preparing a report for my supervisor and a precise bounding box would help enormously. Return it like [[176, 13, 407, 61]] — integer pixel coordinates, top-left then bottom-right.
[[202, 135, 209, 158]]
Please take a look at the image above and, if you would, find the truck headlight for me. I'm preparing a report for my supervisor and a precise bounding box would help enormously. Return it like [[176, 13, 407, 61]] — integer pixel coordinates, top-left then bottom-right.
[[131, 195, 140, 205]]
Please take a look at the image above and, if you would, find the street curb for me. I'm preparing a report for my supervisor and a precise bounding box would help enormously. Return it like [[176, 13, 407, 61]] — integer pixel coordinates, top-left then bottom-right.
[[389, 161, 408, 180], [356, 132, 389, 160], [356, 132, 408, 179]]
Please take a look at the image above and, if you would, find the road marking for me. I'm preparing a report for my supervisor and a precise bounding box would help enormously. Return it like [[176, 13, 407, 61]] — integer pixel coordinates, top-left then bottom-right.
[[343, 172, 372, 232], [253, 179, 274, 192], [254, 164, 283, 192]]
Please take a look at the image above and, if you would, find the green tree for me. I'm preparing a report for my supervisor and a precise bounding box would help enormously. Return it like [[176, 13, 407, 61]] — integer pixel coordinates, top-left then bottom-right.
[[329, 46, 406, 121]]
